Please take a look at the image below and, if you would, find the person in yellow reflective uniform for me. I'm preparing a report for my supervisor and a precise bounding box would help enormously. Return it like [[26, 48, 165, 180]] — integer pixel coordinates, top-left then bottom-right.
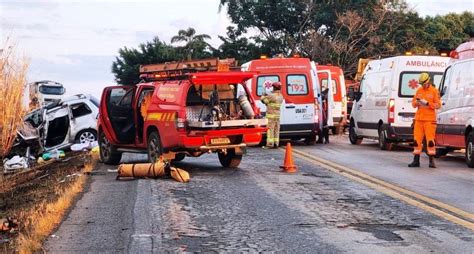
[[261, 82, 284, 148], [408, 72, 441, 168]]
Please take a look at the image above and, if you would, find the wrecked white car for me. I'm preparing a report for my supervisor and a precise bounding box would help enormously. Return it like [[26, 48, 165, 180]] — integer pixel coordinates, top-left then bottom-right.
[[13, 94, 100, 154]]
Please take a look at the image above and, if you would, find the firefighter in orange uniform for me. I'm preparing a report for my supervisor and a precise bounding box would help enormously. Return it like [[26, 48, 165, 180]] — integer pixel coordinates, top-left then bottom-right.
[[408, 73, 441, 168]]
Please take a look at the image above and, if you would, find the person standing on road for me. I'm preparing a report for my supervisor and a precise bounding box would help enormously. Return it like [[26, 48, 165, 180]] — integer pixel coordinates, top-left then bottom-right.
[[321, 87, 330, 144], [261, 82, 284, 148], [408, 72, 441, 168]]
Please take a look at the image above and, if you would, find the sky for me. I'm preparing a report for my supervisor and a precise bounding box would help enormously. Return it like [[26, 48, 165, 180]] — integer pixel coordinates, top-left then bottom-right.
[[0, 0, 472, 99]]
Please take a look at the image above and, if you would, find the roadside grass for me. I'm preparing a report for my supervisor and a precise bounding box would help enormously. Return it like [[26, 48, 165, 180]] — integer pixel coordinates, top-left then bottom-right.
[[0, 39, 28, 158], [15, 155, 98, 254]]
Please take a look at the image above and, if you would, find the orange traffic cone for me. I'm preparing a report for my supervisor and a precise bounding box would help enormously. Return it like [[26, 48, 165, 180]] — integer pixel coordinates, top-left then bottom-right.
[[280, 142, 297, 173]]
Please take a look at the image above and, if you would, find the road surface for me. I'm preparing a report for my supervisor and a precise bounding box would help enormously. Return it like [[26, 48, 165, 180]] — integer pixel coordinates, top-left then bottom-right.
[[44, 136, 473, 253]]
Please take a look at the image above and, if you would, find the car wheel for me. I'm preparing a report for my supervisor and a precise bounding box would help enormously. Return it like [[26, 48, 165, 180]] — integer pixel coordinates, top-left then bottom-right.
[[465, 132, 474, 168], [173, 153, 185, 162], [378, 127, 393, 151], [218, 149, 242, 168], [147, 131, 162, 163], [349, 121, 363, 145], [76, 129, 97, 144], [99, 131, 122, 165]]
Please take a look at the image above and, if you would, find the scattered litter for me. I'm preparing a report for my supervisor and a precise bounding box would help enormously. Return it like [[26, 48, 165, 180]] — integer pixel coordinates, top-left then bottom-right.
[[107, 169, 119, 173], [3, 155, 28, 172], [42, 149, 65, 161], [90, 146, 100, 160], [58, 173, 82, 183], [71, 141, 98, 151], [50, 234, 59, 238], [0, 217, 19, 233], [117, 158, 190, 183], [37, 157, 45, 164]]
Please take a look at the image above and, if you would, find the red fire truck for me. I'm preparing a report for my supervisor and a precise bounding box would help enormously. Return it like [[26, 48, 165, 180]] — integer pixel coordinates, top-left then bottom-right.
[[98, 58, 266, 168]]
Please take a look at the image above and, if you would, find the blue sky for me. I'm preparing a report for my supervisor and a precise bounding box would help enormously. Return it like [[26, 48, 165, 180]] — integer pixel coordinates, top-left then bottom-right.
[[0, 0, 472, 98]]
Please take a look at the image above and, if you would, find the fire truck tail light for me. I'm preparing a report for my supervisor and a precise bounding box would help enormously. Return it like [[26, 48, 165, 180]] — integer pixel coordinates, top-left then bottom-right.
[[176, 114, 186, 131], [388, 98, 395, 124]]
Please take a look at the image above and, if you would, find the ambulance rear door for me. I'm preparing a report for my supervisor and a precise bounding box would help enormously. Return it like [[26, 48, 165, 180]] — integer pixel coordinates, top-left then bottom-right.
[[280, 73, 316, 130]]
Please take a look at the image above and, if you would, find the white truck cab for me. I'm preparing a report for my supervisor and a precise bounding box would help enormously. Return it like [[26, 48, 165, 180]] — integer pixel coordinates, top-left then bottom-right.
[[349, 55, 449, 150], [29, 80, 66, 107]]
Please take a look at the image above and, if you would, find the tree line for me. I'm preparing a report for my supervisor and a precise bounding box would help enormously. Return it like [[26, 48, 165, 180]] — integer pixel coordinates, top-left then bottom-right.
[[112, 0, 473, 85]]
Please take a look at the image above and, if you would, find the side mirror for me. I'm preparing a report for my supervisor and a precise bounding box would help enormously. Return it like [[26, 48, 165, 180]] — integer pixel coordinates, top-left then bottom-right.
[[354, 92, 363, 102]]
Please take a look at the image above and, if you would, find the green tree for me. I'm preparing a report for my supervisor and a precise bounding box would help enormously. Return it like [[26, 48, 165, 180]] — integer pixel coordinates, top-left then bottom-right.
[[216, 26, 262, 63], [219, 0, 416, 77], [112, 37, 180, 85], [171, 27, 213, 60], [424, 12, 472, 51]]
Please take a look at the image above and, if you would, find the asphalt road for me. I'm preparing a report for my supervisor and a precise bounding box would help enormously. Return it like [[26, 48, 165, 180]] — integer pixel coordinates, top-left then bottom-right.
[[298, 135, 474, 213], [44, 142, 473, 253]]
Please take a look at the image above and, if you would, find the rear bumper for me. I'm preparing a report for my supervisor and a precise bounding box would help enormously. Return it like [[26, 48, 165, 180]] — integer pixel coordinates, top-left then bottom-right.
[[178, 127, 265, 149], [280, 123, 320, 137], [383, 124, 413, 142]]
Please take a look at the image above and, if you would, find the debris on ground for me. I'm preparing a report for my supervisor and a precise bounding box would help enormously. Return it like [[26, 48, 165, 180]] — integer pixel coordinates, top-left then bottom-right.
[[117, 158, 190, 183], [0, 152, 91, 252], [70, 141, 98, 152], [3, 155, 29, 172], [42, 149, 66, 161], [0, 217, 19, 233]]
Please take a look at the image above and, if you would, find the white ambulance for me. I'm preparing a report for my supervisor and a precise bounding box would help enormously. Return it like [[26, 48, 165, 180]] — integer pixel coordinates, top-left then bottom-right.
[[349, 55, 450, 150], [436, 40, 474, 167], [242, 57, 324, 144]]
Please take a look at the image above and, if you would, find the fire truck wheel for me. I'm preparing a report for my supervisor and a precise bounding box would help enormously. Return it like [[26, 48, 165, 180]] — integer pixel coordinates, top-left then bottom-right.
[[99, 131, 122, 165], [147, 131, 163, 163], [173, 153, 185, 162], [218, 149, 242, 168]]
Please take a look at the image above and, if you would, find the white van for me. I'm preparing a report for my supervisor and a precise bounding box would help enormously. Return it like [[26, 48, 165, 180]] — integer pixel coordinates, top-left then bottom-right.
[[436, 40, 474, 167], [242, 57, 324, 144], [349, 55, 450, 150]]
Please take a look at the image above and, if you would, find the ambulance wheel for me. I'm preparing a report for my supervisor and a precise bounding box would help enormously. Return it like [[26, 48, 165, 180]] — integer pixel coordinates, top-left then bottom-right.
[[349, 121, 363, 145], [304, 134, 317, 145], [465, 132, 474, 168], [378, 127, 393, 151], [173, 153, 185, 162], [147, 131, 162, 163], [99, 131, 122, 165], [218, 149, 242, 168]]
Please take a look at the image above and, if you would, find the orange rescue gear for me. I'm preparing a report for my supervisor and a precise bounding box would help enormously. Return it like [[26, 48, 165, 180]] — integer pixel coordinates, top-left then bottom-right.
[[411, 84, 441, 155]]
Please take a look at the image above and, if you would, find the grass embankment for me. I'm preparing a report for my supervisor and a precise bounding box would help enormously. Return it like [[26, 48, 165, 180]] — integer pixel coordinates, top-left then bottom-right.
[[15, 154, 98, 254]]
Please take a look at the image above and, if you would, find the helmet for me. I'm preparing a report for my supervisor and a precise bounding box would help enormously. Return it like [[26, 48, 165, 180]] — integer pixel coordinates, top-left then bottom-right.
[[272, 81, 282, 90], [419, 72, 430, 84]]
